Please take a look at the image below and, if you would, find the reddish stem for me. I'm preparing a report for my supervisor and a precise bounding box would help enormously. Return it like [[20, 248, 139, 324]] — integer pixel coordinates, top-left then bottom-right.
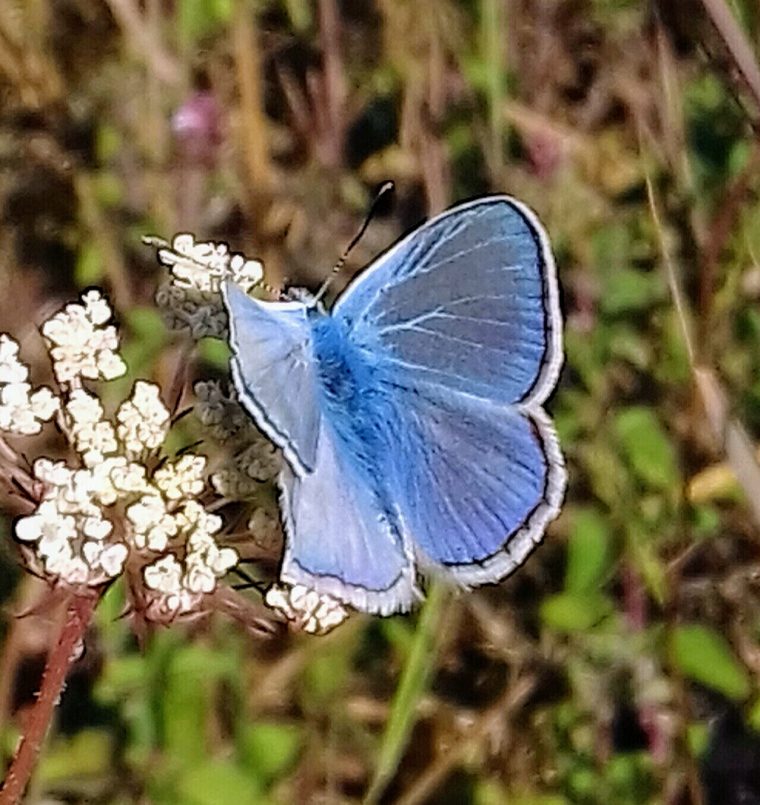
[[0, 592, 98, 805]]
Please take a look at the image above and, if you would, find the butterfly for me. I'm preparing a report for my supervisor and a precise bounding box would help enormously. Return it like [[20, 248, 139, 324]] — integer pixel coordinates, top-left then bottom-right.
[[223, 196, 566, 615]]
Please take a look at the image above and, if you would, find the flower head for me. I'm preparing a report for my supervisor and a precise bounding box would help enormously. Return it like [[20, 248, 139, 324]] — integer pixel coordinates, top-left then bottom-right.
[[265, 584, 350, 635], [41, 289, 126, 385]]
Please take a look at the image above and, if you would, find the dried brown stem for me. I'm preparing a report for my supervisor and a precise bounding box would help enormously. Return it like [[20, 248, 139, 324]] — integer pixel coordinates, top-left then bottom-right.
[[103, 0, 182, 87], [232, 0, 274, 220], [395, 674, 536, 805], [699, 0, 760, 114], [317, 0, 347, 168], [207, 585, 278, 638], [0, 591, 99, 805]]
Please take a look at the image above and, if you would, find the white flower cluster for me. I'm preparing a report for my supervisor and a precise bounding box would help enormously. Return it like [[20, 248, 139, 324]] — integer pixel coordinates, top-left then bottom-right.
[[153, 234, 263, 339], [41, 289, 126, 384], [265, 584, 350, 635], [0, 335, 58, 435], [141, 499, 238, 619], [4, 289, 239, 604], [117, 381, 171, 457], [15, 458, 128, 585], [158, 234, 263, 293]]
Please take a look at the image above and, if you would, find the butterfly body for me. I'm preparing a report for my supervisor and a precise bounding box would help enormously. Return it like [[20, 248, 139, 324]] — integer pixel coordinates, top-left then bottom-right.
[[224, 196, 566, 614]]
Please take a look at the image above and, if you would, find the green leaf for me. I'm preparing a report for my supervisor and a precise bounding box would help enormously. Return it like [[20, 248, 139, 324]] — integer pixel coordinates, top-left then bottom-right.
[[671, 624, 751, 700], [75, 241, 104, 286], [364, 581, 448, 803], [540, 592, 612, 632], [239, 722, 301, 785], [630, 539, 668, 605], [565, 507, 612, 594], [38, 730, 113, 784], [125, 307, 167, 350], [599, 267, 665, 316], [198, 337, 231, 370], [687, 722, 709, 757], [614, 406, 680, 490], [177, 759, 263, 805], [178, 0, 230, 45], [162, 645, 238, 762]]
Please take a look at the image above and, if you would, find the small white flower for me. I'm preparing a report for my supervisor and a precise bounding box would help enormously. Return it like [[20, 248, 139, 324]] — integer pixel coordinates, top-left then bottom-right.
[[15, 500, 77, 549], [98, 543, 128, 577], [183, 561, 216, 594], [176, 500, 222, 538], [0, 383, 41, 435], [57, 469, 100, 516], [109, 462, 149, 495], [33, 458, 72, 488], [66, 389, 104, 425], [42, 291, 124, 384], [2, 382, 30, 406], [126, 494, 177, 551], [43, 542, 76, 576], [229, 253, 264, 292], [89, 456, 128, 506], [97, 350, 127, 380], [144, 554, 183, 594], [58, 556, 90, 585], [0, 335, 28, 384], [81, 289, 112, 326], [29, 387, 58, 421], [209, 546, 238, 575], [82, 515, 113, 541], [116, 381, 170, 456], [154, 454, 206, 500], [157, 234, 263, 294], [265, 584, 349, 635], [75, 420, 119, 467], [83, 540, 128, 577]]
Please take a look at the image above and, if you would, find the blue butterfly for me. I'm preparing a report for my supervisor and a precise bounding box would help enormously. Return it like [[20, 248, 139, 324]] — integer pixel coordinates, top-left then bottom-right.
[[222, 196, 566, 615]]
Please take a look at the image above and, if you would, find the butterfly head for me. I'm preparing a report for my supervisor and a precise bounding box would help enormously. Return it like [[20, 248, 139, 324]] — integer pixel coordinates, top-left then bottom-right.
[[286, 286, 327, 314]]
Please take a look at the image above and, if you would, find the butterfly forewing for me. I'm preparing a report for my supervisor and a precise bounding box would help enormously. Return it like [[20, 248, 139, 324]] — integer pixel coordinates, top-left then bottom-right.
[[333, 197, 562, 407]]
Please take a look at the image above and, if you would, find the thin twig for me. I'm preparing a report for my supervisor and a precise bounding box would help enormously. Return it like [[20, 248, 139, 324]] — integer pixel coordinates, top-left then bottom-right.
[[0, 592, 98, 805], [103, 0, 182, 87], [394, 674, 537, 805], [207, 585, 279, 638], [317, 0, 347, 168], [699, 0, 760, 114], [232, 0, 273, 218]]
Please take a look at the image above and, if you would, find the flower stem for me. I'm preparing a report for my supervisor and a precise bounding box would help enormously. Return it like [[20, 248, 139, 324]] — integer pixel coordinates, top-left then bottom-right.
[[0, 591, 98, 805]]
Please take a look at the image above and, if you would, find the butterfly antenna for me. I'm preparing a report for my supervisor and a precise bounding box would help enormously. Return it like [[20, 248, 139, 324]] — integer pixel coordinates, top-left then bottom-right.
[[313, 181, 395, 305], [252, 276, 289, 302]]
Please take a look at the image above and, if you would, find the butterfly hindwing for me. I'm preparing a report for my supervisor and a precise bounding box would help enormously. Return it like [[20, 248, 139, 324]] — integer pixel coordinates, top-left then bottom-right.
[[333, 196, 562, 407], [279, 420, 419, 615], [387, 390, 565, 584]]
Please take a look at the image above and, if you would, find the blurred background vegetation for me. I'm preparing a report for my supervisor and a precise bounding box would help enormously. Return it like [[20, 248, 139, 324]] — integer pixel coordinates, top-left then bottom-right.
[[3, 0, 760, 802]]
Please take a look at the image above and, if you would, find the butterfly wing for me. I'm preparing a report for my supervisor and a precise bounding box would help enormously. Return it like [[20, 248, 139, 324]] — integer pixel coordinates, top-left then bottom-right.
[[333, 195, 565, 584], [388, 392, 565, 584], [223, 281, 320, 475], [224, 282, 418, 613], [279, 420, 419, 614], [333, 196, 561, 407]]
